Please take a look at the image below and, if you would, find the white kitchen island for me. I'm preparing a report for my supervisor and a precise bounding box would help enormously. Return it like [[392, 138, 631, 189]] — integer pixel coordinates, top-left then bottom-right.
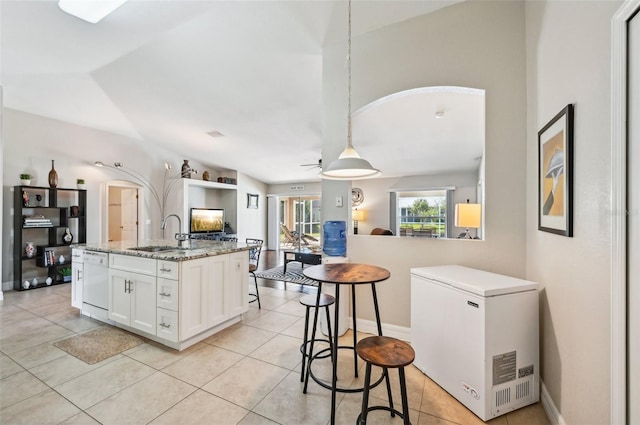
[[73, 240, 252, 350]]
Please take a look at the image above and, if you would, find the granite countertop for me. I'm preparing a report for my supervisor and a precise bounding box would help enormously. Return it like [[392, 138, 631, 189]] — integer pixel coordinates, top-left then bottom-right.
[[77, 239, 252, 261]]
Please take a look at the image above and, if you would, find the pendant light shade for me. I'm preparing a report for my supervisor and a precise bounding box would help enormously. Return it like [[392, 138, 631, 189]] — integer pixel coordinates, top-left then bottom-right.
[[321, 0, 380, 180], [322, 147, 380, 179]]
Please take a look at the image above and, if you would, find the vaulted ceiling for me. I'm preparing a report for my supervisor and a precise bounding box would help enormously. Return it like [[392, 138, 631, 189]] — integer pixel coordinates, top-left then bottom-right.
[[1, 0, 482, 184]]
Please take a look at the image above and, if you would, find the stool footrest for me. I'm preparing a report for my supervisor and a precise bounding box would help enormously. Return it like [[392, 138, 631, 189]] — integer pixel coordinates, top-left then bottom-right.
[[355, 406, 411, 425]]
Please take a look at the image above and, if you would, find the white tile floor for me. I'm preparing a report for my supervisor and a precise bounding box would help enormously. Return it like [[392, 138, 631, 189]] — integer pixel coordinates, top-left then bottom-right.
[[0, 283, 551, 425]]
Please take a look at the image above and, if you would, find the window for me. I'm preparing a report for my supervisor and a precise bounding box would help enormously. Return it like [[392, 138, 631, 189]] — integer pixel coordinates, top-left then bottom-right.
[[394, 190, 450, 238]]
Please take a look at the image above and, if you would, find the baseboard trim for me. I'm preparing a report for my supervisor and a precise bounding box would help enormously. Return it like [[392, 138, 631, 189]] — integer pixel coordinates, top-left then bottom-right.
[[541, 380, 566, 425], [2, 280, 12, 292], [354, 318, 412, 342]]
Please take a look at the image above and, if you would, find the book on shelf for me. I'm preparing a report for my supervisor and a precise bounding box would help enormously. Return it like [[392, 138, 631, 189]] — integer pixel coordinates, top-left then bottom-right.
[[23, 215, 53, 227]]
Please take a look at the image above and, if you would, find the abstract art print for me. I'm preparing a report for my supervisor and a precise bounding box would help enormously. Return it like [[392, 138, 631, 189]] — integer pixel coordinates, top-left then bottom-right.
[[538, 104, 574, 236]]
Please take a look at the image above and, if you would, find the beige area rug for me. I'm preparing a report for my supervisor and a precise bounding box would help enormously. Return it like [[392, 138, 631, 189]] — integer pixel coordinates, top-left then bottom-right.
[[54, 326, 143, 364]]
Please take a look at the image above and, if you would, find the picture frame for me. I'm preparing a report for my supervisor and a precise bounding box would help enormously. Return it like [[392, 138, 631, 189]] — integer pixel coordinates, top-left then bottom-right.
[[538, 104, 574, 236], [247, 193, 259, 209]]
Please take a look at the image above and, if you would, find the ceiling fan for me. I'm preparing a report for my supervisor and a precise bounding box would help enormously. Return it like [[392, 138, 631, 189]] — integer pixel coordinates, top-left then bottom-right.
[[300, 159, 322, 170]]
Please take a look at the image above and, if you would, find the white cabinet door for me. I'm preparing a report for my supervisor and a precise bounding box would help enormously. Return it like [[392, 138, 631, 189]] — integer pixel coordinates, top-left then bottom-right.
[[207, 255, 227, 326], [227, 251, 249, 317], [71, 261, 83, 309], [180, 257, 211, 339], [108, 269, 156, 334], [109, 269, 131, 325], [129, 271, 157, 334]]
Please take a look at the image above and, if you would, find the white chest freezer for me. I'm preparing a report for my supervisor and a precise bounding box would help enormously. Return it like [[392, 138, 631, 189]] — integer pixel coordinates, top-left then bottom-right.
[[410, 265, 539, 421]]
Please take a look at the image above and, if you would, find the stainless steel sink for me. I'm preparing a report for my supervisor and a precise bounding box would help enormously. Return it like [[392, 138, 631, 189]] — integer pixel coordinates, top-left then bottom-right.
[[128, 246, 179, 252]]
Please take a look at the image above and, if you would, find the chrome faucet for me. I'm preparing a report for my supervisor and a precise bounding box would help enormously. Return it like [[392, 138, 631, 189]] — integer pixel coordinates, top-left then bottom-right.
[[161, 214, 190, 248]]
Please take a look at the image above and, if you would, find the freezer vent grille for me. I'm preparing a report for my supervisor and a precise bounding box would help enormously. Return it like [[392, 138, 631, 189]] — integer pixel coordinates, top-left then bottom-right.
[[516, 380, 530, 400], [495, 388, 511, 407]]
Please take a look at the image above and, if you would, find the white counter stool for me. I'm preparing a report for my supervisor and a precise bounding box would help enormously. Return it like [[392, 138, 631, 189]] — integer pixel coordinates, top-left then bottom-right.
[[300, 292, 335, 388]]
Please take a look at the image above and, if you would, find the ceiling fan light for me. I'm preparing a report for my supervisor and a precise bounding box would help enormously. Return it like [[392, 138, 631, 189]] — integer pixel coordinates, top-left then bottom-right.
[[58, 0, 128, 24]]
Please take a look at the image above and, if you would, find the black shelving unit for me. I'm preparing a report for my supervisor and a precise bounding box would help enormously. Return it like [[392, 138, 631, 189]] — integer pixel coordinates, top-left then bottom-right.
[[14, 186, 87, 290]]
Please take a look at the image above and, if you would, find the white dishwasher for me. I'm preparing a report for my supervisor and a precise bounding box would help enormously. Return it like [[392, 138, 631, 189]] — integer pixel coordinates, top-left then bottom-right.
[[82, 251, 112, 323], [410, 265, 539, 421]]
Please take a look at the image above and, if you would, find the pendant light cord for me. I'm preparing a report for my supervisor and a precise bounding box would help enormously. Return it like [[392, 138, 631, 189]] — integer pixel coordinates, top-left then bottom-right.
[[347, 0, 353, 149]]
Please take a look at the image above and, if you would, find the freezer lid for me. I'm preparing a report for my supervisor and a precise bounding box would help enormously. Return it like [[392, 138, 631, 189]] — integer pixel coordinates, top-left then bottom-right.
[[410, 265, 538, 296]]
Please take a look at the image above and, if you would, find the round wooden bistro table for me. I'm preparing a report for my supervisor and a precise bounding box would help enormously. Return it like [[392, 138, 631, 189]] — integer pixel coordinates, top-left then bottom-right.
[[303, 263, 391, 425]]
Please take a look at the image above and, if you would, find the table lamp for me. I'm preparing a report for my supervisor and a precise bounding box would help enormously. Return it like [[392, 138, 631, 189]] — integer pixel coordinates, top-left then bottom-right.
[[455, 200, 481, 239], [353, 209, 366, 234]]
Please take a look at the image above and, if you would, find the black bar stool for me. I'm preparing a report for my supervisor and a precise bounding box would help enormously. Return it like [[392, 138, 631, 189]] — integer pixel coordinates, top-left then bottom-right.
[[299, 293, 334, 389], [355, 336, 415, 425]]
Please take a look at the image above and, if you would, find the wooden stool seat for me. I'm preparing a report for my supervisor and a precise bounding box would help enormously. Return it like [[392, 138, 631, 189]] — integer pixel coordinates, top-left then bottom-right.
[[356, 336, 415, 425], [355, 336, 415, 368], [299, 292, 335, 390], [300, 293, 335, 308]]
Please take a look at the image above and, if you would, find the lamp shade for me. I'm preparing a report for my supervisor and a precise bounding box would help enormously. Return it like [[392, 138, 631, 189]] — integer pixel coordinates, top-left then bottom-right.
[[59, 0, 128, 23], [455, 203, 481, 228], [321, 148, 380, 180], [352, 209, 366, 221]]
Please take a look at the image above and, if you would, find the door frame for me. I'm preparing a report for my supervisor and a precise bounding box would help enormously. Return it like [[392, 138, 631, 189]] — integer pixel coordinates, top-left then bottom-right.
[[101, 180, 144, 243], [611, 1, 640, 424]]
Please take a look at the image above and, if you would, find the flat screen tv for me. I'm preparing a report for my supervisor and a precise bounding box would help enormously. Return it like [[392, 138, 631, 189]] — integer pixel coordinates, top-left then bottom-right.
[[190, 208, 224, 234]]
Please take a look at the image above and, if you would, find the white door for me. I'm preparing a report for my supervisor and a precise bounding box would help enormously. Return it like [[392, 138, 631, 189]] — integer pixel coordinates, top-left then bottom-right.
[[628, 9, 640, 424], [121, 188, 138, 241]]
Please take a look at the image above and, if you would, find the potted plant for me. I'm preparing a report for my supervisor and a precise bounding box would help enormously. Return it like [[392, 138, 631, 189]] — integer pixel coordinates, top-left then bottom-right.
[[59, 267, 72, 283], [20, 174, 32, 186], [76, 179, 85, 189]]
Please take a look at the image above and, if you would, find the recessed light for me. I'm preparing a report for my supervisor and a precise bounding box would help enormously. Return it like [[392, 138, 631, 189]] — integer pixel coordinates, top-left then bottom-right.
[[435, 111, 445, 118]]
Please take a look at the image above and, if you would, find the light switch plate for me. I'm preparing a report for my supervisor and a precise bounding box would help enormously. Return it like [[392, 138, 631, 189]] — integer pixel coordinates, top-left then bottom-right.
[[336, 195, 343, 207]]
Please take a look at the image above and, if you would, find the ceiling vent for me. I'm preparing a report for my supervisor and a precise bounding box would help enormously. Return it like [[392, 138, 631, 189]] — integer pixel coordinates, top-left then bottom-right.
[[207, 130, 224, 138]]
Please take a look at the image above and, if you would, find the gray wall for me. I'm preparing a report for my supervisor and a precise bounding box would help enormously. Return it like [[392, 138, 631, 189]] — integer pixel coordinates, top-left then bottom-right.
[[525, 2, 621, 424]]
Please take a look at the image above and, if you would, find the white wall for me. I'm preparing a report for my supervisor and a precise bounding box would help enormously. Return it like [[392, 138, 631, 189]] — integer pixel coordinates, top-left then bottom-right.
[[236, 171, 268, 242], [525, 2, 621, 424]]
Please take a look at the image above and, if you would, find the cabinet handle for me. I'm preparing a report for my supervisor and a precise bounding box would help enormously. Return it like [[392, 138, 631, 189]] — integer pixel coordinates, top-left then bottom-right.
[[159, 322, 171, 328], [129, 280, 134, 293], [159, 292, 172, 297], [160, 267, 172, 273]]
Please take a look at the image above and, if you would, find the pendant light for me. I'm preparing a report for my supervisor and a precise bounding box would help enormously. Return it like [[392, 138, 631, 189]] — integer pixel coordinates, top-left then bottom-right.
[[321, 0, 380, 180]]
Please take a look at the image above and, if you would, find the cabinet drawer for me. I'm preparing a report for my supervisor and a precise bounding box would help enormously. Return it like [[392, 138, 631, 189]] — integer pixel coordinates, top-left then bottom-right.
[[157, 260, 179, 280], [110, 254, 157, 276], [157, 278, 179, 311], [157, 308, 179, 342]]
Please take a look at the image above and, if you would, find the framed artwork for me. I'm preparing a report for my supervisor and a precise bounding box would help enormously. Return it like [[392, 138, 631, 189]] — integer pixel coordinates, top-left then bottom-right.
[[247, 193, 259, 209], [538, 104, 574, 236]]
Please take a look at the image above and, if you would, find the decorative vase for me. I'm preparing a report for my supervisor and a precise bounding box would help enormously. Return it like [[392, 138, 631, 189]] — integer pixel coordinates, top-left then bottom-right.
[[22, 280, 30, 289], [32, 277, 38, 287], [181, 160, 191, 178], [20, 179, 31, 186], [24, 242, 35, 258], [62, 228, 73, 245], [202, 171, 210, 181], [46, 277, 53, 286], [48, 160, 58, 188]]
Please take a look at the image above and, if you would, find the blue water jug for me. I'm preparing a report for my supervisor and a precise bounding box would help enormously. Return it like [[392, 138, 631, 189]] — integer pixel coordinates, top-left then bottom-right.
[[323, 220, 346, 256]]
